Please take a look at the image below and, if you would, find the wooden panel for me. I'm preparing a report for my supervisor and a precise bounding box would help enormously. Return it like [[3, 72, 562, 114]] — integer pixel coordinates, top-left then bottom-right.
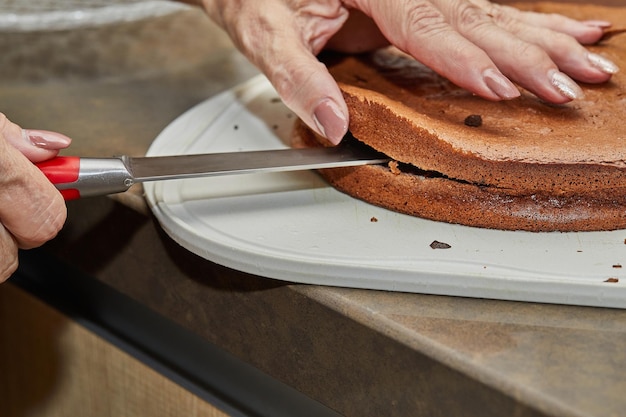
[[0, 282, 230, 417]]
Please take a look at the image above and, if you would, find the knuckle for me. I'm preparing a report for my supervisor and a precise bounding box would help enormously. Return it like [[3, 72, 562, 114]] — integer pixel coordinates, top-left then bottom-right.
[[547, 30, 578, 50], [33, 200, 67, 245], [402, 2, 447, 41], [15, 195, 67, 249], [455, 3, 489, 29], [271, 59, 324, 105], [515, 41, 550, 66], [486, 4, 516, 27]]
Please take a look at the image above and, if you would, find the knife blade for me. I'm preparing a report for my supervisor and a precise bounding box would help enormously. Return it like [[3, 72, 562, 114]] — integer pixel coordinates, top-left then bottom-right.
[[36, 140, 390, 200]]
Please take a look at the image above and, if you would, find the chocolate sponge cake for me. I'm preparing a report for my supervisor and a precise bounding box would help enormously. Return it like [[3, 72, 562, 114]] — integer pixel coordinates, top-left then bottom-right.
[[294, 2, 626, 232]]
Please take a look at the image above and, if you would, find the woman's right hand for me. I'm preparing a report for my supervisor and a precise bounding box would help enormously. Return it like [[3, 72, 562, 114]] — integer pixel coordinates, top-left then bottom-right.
[[0, 113, 71, 282]]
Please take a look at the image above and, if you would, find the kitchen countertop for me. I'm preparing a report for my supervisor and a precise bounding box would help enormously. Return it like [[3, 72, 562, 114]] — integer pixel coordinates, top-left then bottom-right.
[[3, 4, 626, 417]]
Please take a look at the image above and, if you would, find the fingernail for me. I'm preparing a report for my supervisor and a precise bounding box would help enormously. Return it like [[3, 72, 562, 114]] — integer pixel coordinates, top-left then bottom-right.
[[587, 52, 620, 74], [482, 69, 520, 100], [581, 20, 612, 29], [24, 129, 72, 149], [313, 99, 348, 145], [549, 70, 584, 100]]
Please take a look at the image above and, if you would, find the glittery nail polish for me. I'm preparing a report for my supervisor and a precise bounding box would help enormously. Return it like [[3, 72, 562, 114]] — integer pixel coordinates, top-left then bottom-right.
[[549, 70, 584, 100], [588, 52, 620, 75]]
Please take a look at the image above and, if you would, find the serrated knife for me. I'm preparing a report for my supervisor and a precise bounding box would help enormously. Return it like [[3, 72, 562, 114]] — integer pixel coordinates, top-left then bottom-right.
[[36, 141, 390, 200]]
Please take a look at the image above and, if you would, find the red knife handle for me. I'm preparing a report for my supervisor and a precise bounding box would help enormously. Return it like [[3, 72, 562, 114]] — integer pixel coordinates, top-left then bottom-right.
[[36, 157, 81, 200], [36, 156, 133, 200]]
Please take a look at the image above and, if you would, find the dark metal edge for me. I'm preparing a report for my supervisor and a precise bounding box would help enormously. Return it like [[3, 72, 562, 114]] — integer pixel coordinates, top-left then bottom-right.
[[13, 248, 342, 417]]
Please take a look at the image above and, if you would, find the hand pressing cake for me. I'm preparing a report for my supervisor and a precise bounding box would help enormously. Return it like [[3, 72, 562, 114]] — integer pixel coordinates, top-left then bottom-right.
[[293, 2, 626, 232]]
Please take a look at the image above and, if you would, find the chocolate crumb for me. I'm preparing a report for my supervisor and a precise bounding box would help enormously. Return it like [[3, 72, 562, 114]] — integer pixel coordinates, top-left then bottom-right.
[[605, 278, 619, 283], [270, 97, 281, 103], [430, 240, 451, 249], [464, 114, 482, 127], [370, 216, 378, 223], [388, 160, 401, 175], [613, 264, 623, 269]]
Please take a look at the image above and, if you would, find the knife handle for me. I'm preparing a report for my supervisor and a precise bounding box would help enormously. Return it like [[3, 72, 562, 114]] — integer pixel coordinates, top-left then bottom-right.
[[36, 156, 133, 200]]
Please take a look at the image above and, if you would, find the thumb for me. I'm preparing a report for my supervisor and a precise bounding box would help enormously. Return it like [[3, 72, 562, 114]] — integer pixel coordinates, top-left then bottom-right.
[[226, 8, 350, 145], [207, 0, 350, 144], [272, 57, 349, 145], [258, 46, 349, 144]]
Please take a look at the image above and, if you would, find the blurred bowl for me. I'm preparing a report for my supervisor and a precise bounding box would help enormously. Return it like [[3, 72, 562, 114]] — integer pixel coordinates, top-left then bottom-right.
[[0, 1, 232, 81], [0, 0, 187, 32]]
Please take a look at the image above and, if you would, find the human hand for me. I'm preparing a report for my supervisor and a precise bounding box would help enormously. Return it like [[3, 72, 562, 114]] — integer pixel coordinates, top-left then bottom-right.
[[0, 113, 71, 282], [195, 0, 618, 144]]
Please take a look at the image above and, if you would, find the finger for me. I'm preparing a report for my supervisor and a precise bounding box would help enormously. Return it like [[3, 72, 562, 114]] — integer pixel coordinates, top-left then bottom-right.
[[478, 1, 609, 45], [350, 0, 520, 101], [220, 2, 351, 144], [0, 119, 67, 249], [433, 0, 588, 103], [0, 113, 71, 163], [0, 223, 18, 283], [273, 56, 350, 145], [478, 4, 619, 83], [506, 24, 617, 83]]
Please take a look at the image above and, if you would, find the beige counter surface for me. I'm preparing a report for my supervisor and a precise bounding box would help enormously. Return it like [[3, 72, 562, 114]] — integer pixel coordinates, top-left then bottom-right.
[[3, 5, 626, 417]]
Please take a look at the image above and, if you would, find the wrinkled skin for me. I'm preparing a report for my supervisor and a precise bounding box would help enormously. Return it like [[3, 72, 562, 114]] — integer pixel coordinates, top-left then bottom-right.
[[190, 0, 615, 143], [0, 113, 70, 282]]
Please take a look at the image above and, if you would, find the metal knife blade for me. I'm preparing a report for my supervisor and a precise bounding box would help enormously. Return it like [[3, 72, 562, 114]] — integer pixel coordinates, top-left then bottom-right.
[[37, 140, 390, 199], [127, 140, 389, 181]]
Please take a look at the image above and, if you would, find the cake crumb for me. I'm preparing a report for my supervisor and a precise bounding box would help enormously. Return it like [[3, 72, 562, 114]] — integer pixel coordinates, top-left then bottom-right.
[[604, 277, 619, 283], [430, 240, 451, 249], [370, 216, 378, 223], [388, 160, 401, 175], [464, 114, 482, 127]]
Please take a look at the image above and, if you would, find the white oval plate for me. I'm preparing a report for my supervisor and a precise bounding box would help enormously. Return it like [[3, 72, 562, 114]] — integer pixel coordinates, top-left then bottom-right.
[[145, 75, 626, 308]]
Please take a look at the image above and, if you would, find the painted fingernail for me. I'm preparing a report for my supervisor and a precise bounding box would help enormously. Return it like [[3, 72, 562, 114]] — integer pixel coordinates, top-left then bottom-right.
[[587, 52, 620, 74], [581, 20, 612, 29], [549, 70, 584, 100], [482, 69, 520, 100], [313, 99, 348, 145], [24, 129, 72, 149]]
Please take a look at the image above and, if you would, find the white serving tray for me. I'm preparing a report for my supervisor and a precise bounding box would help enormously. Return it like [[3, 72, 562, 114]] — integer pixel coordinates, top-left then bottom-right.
[[145, 75, 626, 309]]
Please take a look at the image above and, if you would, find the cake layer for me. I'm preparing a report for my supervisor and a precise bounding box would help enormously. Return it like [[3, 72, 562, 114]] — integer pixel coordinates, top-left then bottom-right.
[[294, 121, 626, 232], [327, 2, 626, 195]]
